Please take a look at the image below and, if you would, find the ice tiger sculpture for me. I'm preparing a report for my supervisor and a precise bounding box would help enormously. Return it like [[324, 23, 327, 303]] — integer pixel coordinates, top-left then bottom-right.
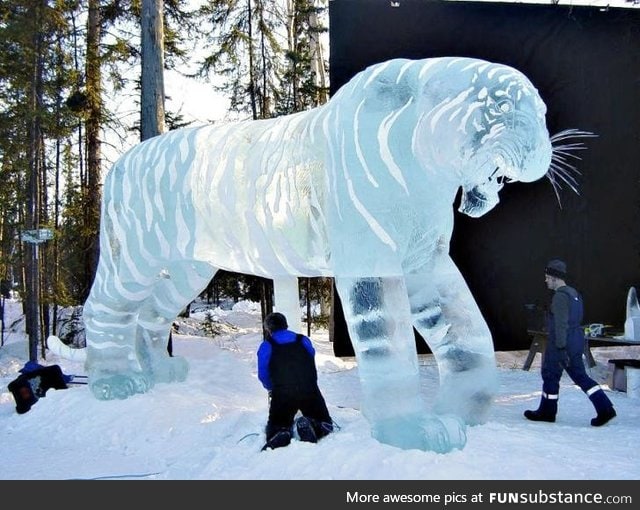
[[49, 57, 590, 453]]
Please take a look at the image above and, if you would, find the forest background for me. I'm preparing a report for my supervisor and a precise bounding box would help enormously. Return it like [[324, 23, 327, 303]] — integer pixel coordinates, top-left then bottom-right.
[[0, 0, 333, 359], [4, 0, 635, 360]]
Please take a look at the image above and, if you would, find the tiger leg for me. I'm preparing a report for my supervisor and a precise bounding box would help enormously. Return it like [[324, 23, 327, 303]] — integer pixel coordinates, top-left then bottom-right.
[[407, 259, 498, 425], [273, 277, 302, 334], [83, 262, 156, 400], [136, 261, 217, 384], [335, 275, 466, 453]]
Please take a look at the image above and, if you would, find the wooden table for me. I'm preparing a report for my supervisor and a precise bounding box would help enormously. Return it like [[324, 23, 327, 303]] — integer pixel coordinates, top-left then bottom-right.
[[587, 335, 640, 348], [521, 330, 638, 371]]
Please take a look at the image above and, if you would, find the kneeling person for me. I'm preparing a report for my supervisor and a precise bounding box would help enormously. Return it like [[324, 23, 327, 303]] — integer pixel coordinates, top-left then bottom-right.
[[257, 312, 334, 450]]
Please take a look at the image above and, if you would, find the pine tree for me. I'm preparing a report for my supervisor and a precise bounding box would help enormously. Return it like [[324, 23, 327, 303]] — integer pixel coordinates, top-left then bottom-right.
[[279, 0, 328, 114], [0, 0, 83, 358], [195, 0, 285, 120]]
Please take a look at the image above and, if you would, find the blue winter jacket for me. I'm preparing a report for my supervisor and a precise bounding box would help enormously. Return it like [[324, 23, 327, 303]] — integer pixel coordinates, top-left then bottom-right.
[[256, 329, 316, 391], [547, 285, 584, 351]]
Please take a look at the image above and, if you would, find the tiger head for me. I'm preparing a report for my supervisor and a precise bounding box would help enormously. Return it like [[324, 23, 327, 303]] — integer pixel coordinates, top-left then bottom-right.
[[413, 59, 553, 218]]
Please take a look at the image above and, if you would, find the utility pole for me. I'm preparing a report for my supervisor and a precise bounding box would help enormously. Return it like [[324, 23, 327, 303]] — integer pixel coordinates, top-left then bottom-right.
[[21, 229, 53, 361], [25, 0, 46, 363]]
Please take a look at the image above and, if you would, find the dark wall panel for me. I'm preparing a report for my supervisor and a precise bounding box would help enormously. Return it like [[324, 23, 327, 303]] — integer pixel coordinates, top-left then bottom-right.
[[329, 0, 640, 354]]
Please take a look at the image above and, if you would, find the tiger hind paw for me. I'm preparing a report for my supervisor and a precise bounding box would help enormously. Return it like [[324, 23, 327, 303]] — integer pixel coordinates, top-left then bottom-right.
[[89, 372, 153, 400]]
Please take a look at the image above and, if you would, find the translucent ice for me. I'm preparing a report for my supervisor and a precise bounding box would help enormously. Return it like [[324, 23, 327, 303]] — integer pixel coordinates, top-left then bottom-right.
[[624, 287, 640, 340], [57, 57, 561, 452]]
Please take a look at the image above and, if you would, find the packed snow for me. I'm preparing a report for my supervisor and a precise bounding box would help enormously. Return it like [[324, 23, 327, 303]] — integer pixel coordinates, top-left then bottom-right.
[[1, 298, 638, 480]]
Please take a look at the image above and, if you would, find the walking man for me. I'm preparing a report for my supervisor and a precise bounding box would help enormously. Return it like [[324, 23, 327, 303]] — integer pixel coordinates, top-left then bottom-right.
[[524, 259, 616, 426]]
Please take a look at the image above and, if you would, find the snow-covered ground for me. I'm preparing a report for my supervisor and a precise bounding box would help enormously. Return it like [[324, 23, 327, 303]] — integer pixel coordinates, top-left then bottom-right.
[[1, 298, 639, 481]]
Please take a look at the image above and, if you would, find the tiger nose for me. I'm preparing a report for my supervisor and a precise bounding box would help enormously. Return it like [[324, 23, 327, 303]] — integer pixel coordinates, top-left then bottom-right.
[[519, 140, 552, 183]]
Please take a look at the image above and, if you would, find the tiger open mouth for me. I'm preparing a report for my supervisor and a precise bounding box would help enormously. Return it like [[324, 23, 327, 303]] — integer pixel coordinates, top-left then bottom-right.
[[458, 166, 513, 218]]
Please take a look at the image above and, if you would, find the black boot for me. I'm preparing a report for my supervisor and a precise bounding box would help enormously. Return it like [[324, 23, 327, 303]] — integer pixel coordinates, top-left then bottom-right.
[[524, 395, 557, 423], [591, 407, 616, 427], [295, 416, 318, 443], [316, 421, 335, 440], [261, 428, 292, 451], [588, 387, 616, 426]]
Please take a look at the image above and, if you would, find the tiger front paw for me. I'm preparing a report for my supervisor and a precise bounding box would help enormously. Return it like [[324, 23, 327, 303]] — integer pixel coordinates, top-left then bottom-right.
[[370, 412, 467, 453]]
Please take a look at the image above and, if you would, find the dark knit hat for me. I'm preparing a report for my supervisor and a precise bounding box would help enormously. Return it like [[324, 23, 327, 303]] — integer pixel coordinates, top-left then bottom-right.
[[545, 259, 567, 279], [264, 312, 288, 332]]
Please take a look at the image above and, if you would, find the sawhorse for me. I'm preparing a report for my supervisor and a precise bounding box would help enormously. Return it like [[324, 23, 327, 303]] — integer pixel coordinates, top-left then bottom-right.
[[522, 330, 596, 370]]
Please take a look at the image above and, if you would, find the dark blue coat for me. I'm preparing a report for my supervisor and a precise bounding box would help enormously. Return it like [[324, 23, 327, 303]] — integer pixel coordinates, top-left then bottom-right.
[[542, 285, 594, 395], [257, 329, 316, 391], [547, 285, 584, 352]]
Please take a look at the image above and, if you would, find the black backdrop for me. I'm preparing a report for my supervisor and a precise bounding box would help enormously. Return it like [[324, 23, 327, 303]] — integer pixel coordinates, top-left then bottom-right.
[[328, 0, 640, 354]]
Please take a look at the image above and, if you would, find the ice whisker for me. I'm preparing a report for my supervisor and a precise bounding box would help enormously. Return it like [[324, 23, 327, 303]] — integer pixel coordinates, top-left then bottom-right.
[[549, 163, 580, 194], [552, 149, 584, 162], [546, 172, 563, 209], [546, 128, 596, 207], [549, 129, 598, 143], [550, 156, 582, 178]]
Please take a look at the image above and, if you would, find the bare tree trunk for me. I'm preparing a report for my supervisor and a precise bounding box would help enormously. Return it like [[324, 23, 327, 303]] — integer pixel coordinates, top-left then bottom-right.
[[39, 137, 49, 358], [287, 0, 299, 110], [319, 277, 332, 317], [260, 26, 268, 116], [286, 0, 295, 52], [329, 281, 336, 344], [52, 33, 63, 335], [309, 0, 328, 105], [141, 0, 166, 141], [306, 278, 311, 336], [70, 11, 84, 189], [83, 0, 102, 302], [260, 278, 274, 333], [246, 0, 258, 119], [52, 134, 60, 336]]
